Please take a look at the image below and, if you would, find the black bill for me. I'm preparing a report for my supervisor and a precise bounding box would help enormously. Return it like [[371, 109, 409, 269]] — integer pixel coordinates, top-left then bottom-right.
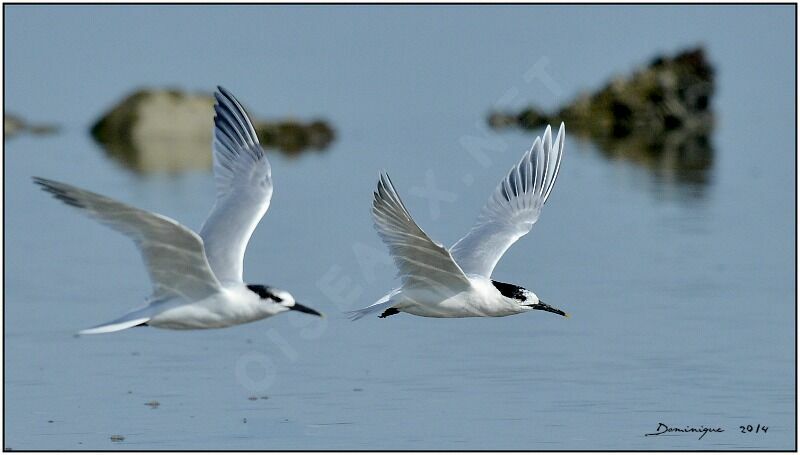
[[290, 302, 323, 317], [528, 301, 569, 318]]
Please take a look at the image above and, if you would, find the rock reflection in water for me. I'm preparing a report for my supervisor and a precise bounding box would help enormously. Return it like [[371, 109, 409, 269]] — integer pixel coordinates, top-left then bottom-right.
[[488, 48, 714, 188], [90, 88, 335, 174]]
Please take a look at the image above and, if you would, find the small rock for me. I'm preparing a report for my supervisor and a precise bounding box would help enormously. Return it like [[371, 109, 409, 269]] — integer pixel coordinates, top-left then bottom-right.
[[4, 115, 24, 137], [248, 396, 258, 401], [47, 420, 53, 423], [89, 88, 335, 174], [110, 435, 125, 442], [4, 114, 58, 139], [144, 400, 160, 409]]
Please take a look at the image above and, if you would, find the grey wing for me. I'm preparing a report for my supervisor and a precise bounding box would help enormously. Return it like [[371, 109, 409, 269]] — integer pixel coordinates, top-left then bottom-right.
[[450, 123, 565, 278], [373, 173, 471, 294], [34, 177, 221, 301], [199, 86, 273, 284]]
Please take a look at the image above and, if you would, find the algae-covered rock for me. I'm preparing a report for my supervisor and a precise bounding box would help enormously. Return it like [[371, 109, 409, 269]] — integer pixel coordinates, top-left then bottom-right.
[[90, 88, 335, 173], [255, 120, 335, 157], [488, 48, 714, 180]]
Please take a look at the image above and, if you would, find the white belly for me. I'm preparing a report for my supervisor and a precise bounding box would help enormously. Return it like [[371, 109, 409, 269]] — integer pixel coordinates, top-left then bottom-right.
[[147, 289, 279, 330], [395, 279, 522, 318]]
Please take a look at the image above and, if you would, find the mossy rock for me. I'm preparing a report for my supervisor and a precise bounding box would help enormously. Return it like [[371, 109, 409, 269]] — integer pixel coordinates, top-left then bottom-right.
[[487, 47, 714, 177]]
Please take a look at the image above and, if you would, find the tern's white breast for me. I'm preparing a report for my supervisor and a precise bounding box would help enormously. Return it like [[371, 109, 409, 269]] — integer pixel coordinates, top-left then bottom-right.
[[148, 286, 283, 329], [398, 277, 521, 318]]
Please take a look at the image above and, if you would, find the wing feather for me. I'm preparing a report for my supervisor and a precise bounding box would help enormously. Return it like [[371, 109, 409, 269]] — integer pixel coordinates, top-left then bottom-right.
[[450, 123, 565, 278], [199, 87, 273, 284], [33, 177, 221, 301], [372, 173, 470, 294]]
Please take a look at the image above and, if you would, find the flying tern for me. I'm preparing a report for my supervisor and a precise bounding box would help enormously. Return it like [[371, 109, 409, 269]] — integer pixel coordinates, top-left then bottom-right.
[[349, 123, 568, 320], [35, 87, 322, 334]]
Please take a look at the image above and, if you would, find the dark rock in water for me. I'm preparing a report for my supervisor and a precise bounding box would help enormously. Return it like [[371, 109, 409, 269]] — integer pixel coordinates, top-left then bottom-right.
[[110, 435, 125, 442], [4, 114, 59, 139], [255, 119, 335, 157], [90, 88, 335, 173], [487, 111, 522, 129], [488, 48, 714, 184]]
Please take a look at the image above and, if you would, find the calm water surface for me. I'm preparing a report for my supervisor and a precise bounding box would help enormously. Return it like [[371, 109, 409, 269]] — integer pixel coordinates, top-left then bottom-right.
[[5, 5, 795, 450]]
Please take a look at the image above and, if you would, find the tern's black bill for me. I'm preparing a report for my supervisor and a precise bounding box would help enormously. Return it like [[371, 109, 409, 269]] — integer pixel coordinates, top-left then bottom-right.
[[290, 303, 323, 317], [528, 301, 569, 317]]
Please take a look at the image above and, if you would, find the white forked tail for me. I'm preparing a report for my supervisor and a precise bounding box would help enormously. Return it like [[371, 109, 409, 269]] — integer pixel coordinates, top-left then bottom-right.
[[346, 290, 398, 321], [78, 308, 152, 335]]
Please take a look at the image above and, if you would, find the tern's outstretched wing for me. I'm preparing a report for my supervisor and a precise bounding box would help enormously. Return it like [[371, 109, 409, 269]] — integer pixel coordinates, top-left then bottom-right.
[[33, 178, 221, 301], [372, 173, 470, 293], [450, 123, 565, 278], [199, 86, 273, 284]]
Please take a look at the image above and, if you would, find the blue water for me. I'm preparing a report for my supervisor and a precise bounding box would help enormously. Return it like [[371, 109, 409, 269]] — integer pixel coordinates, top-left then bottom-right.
[[4, 5, 795, 450]]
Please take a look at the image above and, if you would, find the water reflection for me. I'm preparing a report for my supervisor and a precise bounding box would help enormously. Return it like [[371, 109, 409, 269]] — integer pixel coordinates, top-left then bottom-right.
[[93, 136, 213, 174], [90, 88, 335, 174], [587, 127, 713, 187], [488, 48, 714, 190]]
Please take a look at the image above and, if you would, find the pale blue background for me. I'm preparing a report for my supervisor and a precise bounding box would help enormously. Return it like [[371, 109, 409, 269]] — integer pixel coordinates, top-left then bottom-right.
[[5, 5, 795, 450]]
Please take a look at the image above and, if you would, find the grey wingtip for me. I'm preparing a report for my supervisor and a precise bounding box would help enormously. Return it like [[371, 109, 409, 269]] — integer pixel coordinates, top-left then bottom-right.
[[344, 309, 366, 322], [215, 85, 231, 99], [213, 86, 239, 110], [376, 170, 392, 191], [32, 176, 53, 193], [32, 177, 86, 208], [32, 175, 58, 192], [32, 176, 50, 186], [554, 122, 566, 141], [380, 171, 397, 189], [529, 135, 542, 155]]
